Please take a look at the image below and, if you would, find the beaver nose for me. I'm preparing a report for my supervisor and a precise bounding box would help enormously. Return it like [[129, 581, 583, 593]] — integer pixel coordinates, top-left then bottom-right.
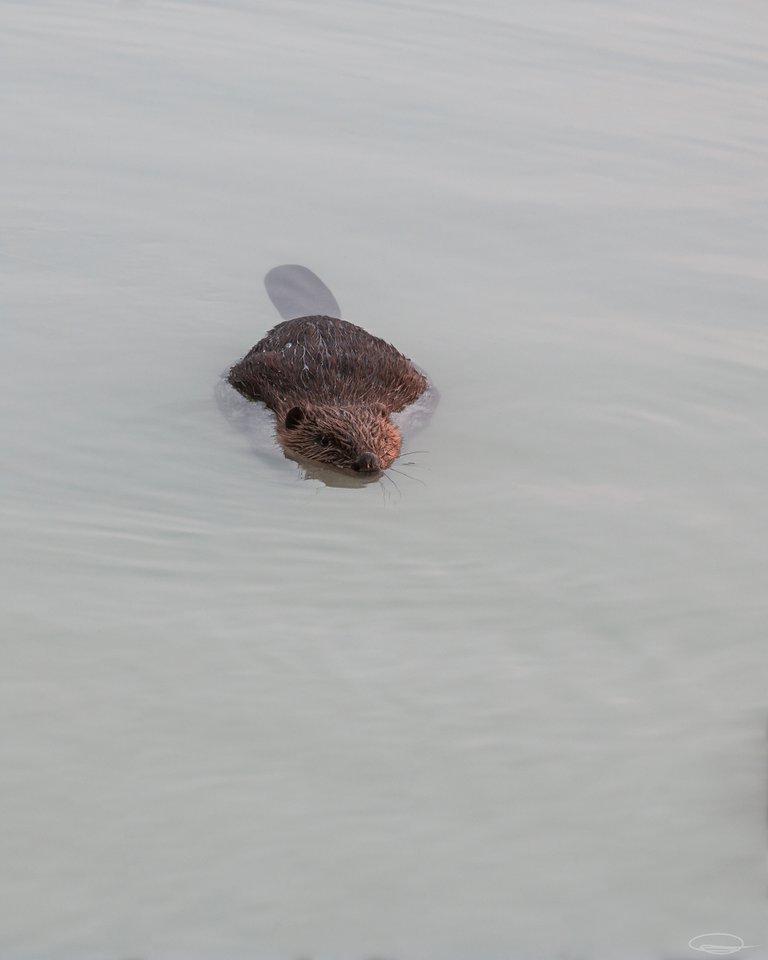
[[352, 452, 380, 473]]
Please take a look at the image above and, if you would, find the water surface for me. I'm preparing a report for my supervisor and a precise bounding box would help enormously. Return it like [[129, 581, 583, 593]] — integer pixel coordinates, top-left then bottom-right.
[[1, 1, 767, 958]]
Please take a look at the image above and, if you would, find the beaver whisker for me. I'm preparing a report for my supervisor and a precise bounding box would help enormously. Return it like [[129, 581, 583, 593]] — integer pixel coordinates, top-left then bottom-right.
[[389, 466, 426, 487], [380, 470, 402, 501]]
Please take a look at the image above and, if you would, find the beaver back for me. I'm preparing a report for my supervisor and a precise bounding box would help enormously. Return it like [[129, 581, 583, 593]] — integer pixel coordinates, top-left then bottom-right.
[[228, 315, 427, 413]]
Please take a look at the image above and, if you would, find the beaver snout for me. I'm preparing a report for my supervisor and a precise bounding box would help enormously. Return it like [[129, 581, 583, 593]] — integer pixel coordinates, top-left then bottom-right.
[[352, 452, 381, 473]]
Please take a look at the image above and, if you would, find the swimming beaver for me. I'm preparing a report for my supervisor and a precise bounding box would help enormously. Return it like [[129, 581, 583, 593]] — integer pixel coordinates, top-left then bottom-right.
[[227, 315, 428, 474]]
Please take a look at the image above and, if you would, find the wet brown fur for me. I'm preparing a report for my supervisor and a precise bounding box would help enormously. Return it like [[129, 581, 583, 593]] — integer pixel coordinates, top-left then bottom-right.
[[228, 315, 428, 473]]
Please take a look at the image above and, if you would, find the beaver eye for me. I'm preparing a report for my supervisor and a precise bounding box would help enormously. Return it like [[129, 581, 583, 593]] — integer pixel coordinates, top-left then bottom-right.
[[316, 433, 334, 447]]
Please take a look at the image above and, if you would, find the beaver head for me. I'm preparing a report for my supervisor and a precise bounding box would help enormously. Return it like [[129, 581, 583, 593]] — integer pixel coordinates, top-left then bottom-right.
[[275, 402, 401, 474]]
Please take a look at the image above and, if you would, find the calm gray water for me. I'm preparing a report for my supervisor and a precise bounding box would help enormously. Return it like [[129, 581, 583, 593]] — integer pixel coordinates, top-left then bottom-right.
[[2, 1, 767, 958]]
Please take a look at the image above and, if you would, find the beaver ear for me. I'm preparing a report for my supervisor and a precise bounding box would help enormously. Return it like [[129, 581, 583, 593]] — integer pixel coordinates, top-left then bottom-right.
[[284, 406, 305, 430]]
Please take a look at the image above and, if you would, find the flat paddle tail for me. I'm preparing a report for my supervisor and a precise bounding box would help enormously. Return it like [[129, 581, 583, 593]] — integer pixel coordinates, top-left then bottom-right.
[[264, 264, 342, 320]]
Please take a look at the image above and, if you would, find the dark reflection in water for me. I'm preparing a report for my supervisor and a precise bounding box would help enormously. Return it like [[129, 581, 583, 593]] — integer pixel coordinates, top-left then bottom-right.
[[287, 454, 383, 488]]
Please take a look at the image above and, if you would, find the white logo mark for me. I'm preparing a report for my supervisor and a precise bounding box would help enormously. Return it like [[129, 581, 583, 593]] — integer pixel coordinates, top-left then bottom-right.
[[688, 933, 757, 956]]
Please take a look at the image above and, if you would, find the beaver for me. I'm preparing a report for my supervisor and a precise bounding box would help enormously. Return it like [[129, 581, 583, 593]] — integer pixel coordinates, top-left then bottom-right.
[[227, 314, 428, 474]]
